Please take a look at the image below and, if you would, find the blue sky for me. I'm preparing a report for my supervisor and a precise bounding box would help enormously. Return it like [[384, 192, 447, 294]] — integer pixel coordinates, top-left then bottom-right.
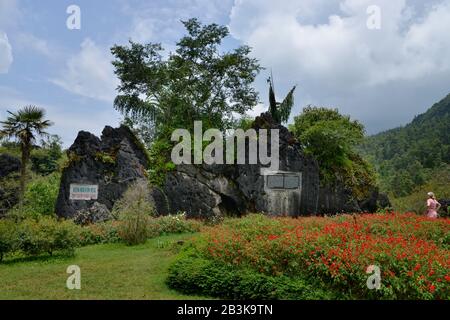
[[1, 0, 450, 147]]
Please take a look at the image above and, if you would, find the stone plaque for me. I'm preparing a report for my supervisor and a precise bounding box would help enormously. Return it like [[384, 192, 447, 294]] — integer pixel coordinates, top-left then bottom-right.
[[284, 175, 301, 189], [69, 184, 98, 200]]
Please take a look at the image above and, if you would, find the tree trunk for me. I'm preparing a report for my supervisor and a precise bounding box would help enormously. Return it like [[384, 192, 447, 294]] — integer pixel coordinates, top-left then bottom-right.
[[19, 142, 30, 205]]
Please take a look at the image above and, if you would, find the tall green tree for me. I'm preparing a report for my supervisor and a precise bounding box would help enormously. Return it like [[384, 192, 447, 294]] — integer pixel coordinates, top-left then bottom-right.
[[0, 106, 53, 202], [267, 76, 296, 124], [30, 135, 63, 176], [111, 18, 262, 141], [290, 106, 375, 198], [290, 106, 365, 170]]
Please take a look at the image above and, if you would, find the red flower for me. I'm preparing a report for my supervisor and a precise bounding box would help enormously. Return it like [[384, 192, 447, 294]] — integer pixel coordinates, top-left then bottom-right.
[[429, 285, 436, 293]]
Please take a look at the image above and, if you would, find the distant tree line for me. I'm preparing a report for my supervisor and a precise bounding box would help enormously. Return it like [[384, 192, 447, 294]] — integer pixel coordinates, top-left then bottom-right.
[[359, 94, 450, 198]]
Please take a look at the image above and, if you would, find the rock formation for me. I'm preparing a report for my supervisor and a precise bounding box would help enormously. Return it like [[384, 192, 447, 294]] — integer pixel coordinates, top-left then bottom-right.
[[161, 112, 390, 217], [162, 112, 321, 218], [56, 114, 390, 222], [0, 153, 21, 178], [55, 125, 151, 222]]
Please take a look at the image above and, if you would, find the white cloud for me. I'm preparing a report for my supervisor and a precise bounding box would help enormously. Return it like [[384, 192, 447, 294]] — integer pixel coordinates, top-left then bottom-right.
[[0, 31, 13, 73], [0, 86, 121, 148], [51, 38, 119, 102], [15, 33, 52, 57], [246, 103, 267, 118], [230, 0, 450, 88], [228, 0, 450, 132], [120, 0, 234, 44], [0, 0, 20, 29]]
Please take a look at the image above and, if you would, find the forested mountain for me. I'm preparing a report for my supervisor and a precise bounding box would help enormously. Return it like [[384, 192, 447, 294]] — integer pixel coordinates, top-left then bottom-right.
[[359, 93, 450, 198]]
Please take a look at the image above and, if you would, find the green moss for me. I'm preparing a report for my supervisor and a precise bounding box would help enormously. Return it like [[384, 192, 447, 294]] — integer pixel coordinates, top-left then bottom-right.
[[147, 139, 175, 187], [95, 152, 116, 165], [63, 151, 82, 169]]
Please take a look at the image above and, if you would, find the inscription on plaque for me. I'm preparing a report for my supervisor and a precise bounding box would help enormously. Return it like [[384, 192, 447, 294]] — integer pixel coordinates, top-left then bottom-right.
[[69, 184, 98, 200]]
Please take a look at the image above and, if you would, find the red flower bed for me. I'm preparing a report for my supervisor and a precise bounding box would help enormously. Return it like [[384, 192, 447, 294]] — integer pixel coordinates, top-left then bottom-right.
[[196, 213, 450, 299]]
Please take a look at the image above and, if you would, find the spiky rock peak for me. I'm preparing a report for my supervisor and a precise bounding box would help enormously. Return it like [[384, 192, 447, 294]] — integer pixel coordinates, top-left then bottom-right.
[[55, 125, 151, 222]]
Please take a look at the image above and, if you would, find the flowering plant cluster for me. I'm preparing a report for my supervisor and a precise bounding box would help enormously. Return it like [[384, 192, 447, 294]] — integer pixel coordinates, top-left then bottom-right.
[[190, 213, 449, 299]]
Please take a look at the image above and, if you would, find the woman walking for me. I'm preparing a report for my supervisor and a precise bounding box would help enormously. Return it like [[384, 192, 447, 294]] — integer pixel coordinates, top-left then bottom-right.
[[426, 192, 441, 219]]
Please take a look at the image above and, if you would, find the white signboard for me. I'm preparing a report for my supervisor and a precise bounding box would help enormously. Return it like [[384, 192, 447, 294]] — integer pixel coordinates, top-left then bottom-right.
[[70, 184, 98, 200]]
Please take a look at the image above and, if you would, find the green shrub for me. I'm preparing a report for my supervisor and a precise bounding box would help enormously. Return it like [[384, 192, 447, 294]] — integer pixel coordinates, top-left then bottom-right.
[[167, 214, 450, 300], [0, 220, 19, 261], [147, 213, 202, 238], [20, 173, 61, 218], [30, 134, 63, 176], [7, 172, 61, 220], [167, 247, 334, 300], [76, 215, 201, 246], [0, 172, 20, 214], [113, 180, 154, 245], [78, 221, 121, 246], [147, 139, 175, 187], [18, 217, 79, 257]]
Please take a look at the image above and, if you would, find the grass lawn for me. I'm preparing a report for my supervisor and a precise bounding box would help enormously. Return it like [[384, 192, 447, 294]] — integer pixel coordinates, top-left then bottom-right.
[[0, 233, 209, 300]]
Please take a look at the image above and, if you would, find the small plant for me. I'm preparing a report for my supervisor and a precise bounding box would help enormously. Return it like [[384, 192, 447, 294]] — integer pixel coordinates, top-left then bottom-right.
[[18, 217, 79, 257], [78, 221, 121, 246], [21, 172, 60, 218], [147, 139, 175, 187], [113, 180, 154, 245], [95, 151, 116, 165], [168, 213, 450, 300], [0, 216, 79, 262], [147, 212, 202, 238], [0, 220, 19, 261]]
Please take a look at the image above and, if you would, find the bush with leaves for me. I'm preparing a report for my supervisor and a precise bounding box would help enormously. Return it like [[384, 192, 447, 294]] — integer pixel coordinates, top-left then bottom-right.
[[18, 217, 79, 257], [20, 172, 60, 218], [30, 135, 63, 176], [0, 219, 19, 261], [78, 221, 121, 246], [290, 106, 376, 199], [168, 213, 450, 299], [0, 217, 79, 262], [147, 213, 202, 238], [113, 180, 155, 245]]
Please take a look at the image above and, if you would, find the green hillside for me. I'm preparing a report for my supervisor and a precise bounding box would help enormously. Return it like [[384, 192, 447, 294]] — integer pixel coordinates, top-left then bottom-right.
[[359, 93, 450, 201]]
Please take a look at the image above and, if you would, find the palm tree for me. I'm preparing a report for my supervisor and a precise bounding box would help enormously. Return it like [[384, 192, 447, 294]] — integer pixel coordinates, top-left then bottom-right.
[[267, 73, 296, 124], [0, 106, 53, 202]]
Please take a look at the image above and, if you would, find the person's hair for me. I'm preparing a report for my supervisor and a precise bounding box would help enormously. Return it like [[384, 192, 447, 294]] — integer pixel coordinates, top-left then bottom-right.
[[427, 192, 436, 200]]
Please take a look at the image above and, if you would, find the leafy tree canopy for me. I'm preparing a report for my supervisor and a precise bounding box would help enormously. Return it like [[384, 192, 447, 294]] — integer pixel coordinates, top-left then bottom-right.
[[30, 135, 63, 176], [290, 106, 365, 170], [111, 18, 262, 142], [290, 106, 375, 198], [0, 106, 53, 200]]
